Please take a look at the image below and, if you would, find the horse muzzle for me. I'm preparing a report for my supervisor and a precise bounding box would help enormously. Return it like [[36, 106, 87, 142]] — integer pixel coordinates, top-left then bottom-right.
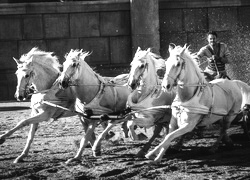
[[162, 81, 173, 92], [59, 79, 69, 89], [128, 79, 141, 91], [128, 82, 137, 90], [14, 93, 25, 101]]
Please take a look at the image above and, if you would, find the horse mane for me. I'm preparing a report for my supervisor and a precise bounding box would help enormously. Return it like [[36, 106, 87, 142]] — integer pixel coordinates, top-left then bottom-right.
[[175, 45, 206, 83], [147, 49, 166, 71], [20, 47, 61, 73], [132, 48, 166, 71], [66, 49, 106, 83]]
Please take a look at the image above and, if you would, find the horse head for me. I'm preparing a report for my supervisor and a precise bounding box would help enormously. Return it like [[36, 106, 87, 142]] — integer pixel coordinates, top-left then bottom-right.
[[59, 49, 90, 89], [127, 47, 150, 90], [162, 43, 188, 92], [128, 47, 165, 91], [14, 55, 35, 101], [162, 43, 206, 94], [14, 48, 61, 101]]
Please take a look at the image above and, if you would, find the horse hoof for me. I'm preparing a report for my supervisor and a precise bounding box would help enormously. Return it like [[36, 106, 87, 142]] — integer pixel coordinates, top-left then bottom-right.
[[0, 138, 5, 145], [145, 152, 157, 160], [136, 150, 146, 158], [65, 159, 73, 165], [148, 160, 160, 165], [13, 157, 24, 163], [93, 150, 101, 157], [65, 158, 81, 165], [137, 133, 148, 141], [153, 158, 162, 164]]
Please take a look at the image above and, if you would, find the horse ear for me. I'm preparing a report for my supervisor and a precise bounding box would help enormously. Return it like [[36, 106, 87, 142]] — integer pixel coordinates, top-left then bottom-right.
[[183, 43, 190, 51], [64, 53, 68, 59], [136, 47, 141, 53], [180, 45, 186, 55], [27, 56, 34, 64], [146, 48, 151, 53], [184, 43, 189, 49], [13, 57, 21, 66], [168, 43, 176, 52]]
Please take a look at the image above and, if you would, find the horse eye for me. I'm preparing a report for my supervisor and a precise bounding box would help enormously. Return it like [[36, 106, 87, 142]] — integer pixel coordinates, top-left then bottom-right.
[[140, 64, 145, 69], [176, 62, 181, 67], [72, 63, 77, 68], [25, 74, 30, 78]]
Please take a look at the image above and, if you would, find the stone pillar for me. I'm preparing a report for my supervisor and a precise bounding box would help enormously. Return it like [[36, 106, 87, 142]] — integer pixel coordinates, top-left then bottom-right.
[[130, 0, 160, 55]]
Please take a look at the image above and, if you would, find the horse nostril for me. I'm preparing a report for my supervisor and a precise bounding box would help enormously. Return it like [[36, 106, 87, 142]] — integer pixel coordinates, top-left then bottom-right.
[[131, 83, 136, 90], [61, 81, 68, 89]]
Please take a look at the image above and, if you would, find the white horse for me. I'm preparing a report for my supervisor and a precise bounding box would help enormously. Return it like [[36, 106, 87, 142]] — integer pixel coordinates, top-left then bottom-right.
[[57, 49, 131, 164], [92, 47, 176, 157], [0, 48, 86, 163], [14, 48, 61, 101], [145, 44, 250, 163]]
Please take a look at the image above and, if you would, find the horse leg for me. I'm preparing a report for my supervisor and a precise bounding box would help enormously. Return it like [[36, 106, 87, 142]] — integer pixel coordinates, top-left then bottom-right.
[[137, 124, 163, 158], [145, 115, 177, 160], [77, 116, 96, 147], [92, 121, 117, 157], [121, 121, 129, 138], [127, 120, 138, 140], [65, 120, 98, 164], [171, 136, 185, 151], [100, 121, 115, 140], [145, 114, 199, 163], [210, 116, 234, 153], [14, 123, 39, 163], [0, 111, 52, 143], [242, 114, 250, 140], [221, 116, 234, 146]]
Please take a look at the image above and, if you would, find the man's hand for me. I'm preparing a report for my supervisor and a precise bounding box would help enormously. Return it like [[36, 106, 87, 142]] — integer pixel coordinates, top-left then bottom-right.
[[209, 55, 221, 63], [208, 56, 215, 63], [213, 55, 221, 61]]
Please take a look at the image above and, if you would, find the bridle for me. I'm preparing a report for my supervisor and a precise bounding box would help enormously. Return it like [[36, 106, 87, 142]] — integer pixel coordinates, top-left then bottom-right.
[[128, 61, 149, 89], [17, 68, 35, 96], [165, 56, 207, 88], [60, 58, 106, 89], [165, 56, 185, 87], [61, 58, 82, 87]]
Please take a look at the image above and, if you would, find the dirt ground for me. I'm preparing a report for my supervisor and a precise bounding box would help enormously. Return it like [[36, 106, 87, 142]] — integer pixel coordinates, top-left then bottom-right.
[[1, 101, 250, 180]]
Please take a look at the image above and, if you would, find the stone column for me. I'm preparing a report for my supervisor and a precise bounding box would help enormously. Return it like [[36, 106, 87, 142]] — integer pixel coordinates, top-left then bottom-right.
[[130, 0, 160, 55]]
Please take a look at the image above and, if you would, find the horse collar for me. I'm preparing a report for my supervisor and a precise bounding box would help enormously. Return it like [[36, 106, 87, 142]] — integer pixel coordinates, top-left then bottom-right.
[[25, 71, 34, 93]]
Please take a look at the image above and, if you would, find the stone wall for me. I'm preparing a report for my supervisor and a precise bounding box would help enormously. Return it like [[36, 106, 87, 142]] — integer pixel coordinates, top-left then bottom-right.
[[0, 1, 132, 100], [1, 0, 250, 100]]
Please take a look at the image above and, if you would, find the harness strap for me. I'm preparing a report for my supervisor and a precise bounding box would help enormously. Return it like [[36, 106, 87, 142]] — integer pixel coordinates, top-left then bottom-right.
[[84, 82, 114, 114], [110, 85, 118, 112], [209, 83, 215, 117]]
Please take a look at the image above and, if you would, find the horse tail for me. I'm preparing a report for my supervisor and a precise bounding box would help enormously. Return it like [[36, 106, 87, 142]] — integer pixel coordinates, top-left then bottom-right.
[[234, 80, 250, 108]]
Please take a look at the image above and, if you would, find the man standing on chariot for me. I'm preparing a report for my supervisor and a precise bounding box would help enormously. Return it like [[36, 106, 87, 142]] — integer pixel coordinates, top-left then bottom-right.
[[196, 31, 231, 81]]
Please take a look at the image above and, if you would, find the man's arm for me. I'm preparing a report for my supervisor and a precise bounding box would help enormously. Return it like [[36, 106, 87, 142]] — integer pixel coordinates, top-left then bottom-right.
[[196, 47, 206, 59], [220, 44, 231, 64], [197, 47, 216, 63]]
